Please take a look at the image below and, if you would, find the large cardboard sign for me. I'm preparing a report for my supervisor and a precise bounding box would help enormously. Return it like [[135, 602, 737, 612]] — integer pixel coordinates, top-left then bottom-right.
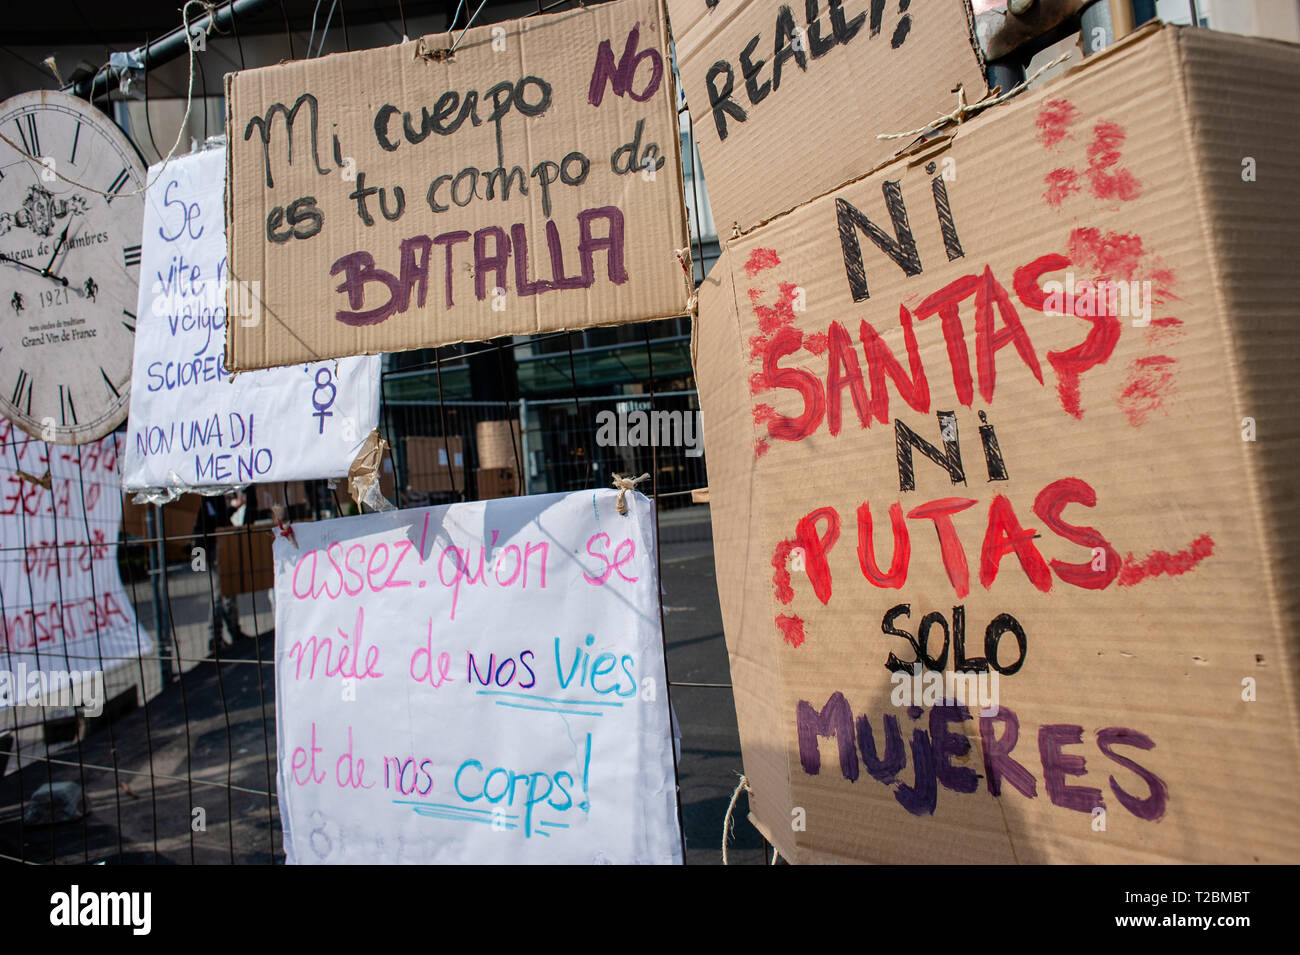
[[0, 421, 150, 687], [123, 148, 380, 494], [668, 0, 985, 232], [273, 489, 680, 863], [225, 0, 691, 371], [694, 25, 1300, 863]]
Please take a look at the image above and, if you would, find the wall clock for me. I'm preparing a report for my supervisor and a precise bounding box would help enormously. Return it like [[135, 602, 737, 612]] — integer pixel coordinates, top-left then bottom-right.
[[0, 89, 145, 445]]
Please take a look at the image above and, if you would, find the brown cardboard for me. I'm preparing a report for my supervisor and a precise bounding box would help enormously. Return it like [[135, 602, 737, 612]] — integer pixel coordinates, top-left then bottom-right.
[[225, 0, 691, 370], [218, 523, 275, 595], [667, 0, 985, 233], [693, 24, 1300, 863], [476, 418, 523, 469], [405, 436, 466, 493], [477, 467, 521, 500]]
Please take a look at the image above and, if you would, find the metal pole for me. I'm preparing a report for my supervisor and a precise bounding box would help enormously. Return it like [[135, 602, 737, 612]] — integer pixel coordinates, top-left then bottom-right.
[[1080, 0, 1115, 54], [145, 505, 173, 684], [66, 0, 273, 101], [1110, 0, 1137, 37]]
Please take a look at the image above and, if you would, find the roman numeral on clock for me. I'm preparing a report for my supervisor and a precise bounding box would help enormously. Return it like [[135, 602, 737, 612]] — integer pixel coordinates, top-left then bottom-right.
[[123, 245, 141, 267], [14, 113, 39, 157], [11, 369, 32, 416], [69, 121, 81, 164], [59, 385, 77, 426], [100, 367, 120, 399], [122, 310, 136, 333], [105, 168, 129, 203]]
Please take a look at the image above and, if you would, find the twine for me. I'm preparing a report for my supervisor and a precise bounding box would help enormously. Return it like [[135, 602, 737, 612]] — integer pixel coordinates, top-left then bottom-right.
[[722, 773, 752, 865], [722, 773, 784, 864], [15, 467, 51, 490], [877, 50, 1072, 142], [611, 473, 649, 515]]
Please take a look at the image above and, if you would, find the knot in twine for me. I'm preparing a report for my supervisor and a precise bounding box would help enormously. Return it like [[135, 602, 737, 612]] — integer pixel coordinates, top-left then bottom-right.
[[414, 37, 454, 61], [611, 473, 649, 515], [674, 248, 699, 313]]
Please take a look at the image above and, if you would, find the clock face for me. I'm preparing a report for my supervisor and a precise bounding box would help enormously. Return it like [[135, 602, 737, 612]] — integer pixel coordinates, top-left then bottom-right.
[[0, 90, 144, 445]]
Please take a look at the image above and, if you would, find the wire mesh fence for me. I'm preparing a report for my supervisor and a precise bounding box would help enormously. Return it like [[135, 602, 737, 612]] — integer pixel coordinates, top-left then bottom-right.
[[0, 0, 762, 867], [0, 326, 769, 865]]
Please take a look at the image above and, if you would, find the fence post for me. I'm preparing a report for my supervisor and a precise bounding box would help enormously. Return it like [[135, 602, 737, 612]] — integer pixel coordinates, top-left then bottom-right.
[[519, 398, 530, 495]]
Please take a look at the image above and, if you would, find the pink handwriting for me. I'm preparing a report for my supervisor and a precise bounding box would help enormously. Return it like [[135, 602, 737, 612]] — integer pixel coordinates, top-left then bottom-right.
[[410, 619, 455, 688], [286, 607, 384, 681]]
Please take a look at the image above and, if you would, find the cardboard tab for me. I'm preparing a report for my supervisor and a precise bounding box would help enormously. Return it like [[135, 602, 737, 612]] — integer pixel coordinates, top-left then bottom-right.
[[225, 0, 690, 370], [668, 0, 985, 232], [694, 25, 1300, 863]]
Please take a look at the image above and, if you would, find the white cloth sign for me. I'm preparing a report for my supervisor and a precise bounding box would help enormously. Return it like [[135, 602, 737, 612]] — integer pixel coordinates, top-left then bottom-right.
[[122, 147, 380, 495], [273, 489, 681, 864], [0, 420, 150, 680]]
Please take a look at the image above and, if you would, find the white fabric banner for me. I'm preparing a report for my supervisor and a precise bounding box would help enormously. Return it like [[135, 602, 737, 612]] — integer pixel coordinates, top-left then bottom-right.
[[122, 147, 380, 495], [273, 489, 681, 864], [0, 420, 150, 683]]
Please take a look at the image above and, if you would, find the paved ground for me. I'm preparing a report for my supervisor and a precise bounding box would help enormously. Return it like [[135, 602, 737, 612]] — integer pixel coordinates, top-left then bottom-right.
[[0, 504, 768, 865], [657, 505, 766, 865]]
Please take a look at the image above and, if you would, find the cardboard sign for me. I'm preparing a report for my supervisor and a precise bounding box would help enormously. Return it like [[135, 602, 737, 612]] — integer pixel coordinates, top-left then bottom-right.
[[694, 25, 1300, 863], [122, 148, 381, 493], [0, 421, 151, 685], [225, 0, 691, 371], [273, 489, 680, 863], [668, 0, 984, 232]]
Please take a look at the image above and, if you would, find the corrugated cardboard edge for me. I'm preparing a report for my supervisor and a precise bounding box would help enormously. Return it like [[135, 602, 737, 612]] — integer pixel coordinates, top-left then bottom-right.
[[660, 0, 698, 310], [1165, 25, 1300, 747], [693, 254, 796, 858], [959, 0, 987, 76]]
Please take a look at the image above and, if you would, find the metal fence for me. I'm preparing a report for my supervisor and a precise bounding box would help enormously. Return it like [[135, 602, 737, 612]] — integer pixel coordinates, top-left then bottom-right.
[[0, 329, 770, 865], [0, 0, 766, 866], [381, 392, 706, 504]]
